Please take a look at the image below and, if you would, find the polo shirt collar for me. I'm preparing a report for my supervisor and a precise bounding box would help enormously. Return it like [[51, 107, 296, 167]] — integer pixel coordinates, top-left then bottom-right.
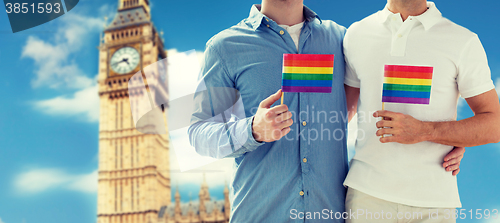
[[414, 2, 442, 30], [248, 4, 321, 30], [377, 1, 442, 30], [378, 4, 394, 24]]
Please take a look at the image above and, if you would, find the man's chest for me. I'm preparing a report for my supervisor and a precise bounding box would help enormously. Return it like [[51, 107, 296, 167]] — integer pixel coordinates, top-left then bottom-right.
[[229, 40, 343, 111], [349, 32, 462, 120]]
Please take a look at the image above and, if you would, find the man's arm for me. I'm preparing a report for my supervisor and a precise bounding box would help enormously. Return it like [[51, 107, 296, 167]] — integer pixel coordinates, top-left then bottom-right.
[[188, 44, 293, 159], [375, 89, 500, 147], [188, 43, 263, 159], [345, 84, 360, 122], [189, 89, 293, 159], [188, 84, 264, 159], [345, 85, 465, 175]]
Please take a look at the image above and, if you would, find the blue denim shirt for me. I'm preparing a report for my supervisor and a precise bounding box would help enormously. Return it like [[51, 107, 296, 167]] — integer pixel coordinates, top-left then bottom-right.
[[189, 5, 348, 222]]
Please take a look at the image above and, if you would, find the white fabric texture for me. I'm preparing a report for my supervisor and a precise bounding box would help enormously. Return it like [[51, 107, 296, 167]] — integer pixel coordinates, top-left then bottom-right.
[[343, 2, 495, 208]]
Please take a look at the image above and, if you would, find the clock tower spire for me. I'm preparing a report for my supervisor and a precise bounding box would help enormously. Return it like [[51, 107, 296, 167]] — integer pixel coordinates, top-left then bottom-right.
[[118, 0, 150, 15], [96, 0, 169, 222]]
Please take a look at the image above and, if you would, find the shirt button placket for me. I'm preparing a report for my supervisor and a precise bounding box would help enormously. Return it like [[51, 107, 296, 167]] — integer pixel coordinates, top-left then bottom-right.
[[391, 31, 407, 56], [298, 94, 309, 208], [300, 118, 308, 166]]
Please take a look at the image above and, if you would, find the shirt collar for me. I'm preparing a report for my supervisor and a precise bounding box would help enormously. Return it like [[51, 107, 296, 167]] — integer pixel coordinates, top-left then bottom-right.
[[414, 2, 442, 30], [378, 1, 442, 30], [279, 21, 305, 33], [248, 4, 321, 30]]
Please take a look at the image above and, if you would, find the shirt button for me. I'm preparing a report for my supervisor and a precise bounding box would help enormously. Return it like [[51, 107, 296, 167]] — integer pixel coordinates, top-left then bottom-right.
[[303, 158, 307, 163], [279, 30, 285, 35], [392, 17, 397, 21], [397, 34, 403, 38], [302, 121, 307, 126], [266, 24, 270, 27], [266, 18, 269, 22], [299, 191, 304, 196]]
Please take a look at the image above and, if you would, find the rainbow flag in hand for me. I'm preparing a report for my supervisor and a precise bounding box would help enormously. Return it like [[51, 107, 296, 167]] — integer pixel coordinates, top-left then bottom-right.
[[282, 54, 334, 93], [382, 65, 433, 104]]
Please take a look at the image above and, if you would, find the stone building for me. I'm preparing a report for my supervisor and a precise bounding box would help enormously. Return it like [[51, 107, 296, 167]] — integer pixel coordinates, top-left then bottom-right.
[[96, 0, 230, 222], [158, 177, 231, 223]]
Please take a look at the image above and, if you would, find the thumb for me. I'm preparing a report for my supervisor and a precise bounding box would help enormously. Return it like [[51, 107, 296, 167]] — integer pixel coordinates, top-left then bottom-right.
[[259, 89, 282, 108]]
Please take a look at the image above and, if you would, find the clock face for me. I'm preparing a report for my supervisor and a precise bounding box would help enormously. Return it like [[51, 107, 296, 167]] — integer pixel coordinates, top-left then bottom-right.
[[110, 47, 140, 74]]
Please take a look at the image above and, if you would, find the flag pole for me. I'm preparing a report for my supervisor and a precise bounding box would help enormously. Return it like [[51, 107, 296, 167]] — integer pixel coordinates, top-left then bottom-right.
[[281, 91, 284, 105], [381, 102, 385, 138]]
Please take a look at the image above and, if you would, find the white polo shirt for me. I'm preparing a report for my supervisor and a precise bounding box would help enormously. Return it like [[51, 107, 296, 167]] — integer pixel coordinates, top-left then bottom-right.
[[343, 2, 495, 208]]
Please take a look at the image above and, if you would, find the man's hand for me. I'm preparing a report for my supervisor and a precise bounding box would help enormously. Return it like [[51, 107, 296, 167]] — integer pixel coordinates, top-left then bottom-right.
[[374, 110, 433, 144], [252, 90, 293, 142], [443, 147, 465, 176]]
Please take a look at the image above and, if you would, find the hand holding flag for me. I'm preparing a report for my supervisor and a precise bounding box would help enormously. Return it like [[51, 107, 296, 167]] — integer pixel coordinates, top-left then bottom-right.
[[252, 90, 294, 142], [377, 64, 434, 140]]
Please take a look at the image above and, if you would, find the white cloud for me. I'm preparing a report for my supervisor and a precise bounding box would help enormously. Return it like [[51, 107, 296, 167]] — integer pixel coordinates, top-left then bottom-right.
[[67, 170, 98, 193], [169, 139, 233, 188], [24, 11, 105, 122], [21, 13, 103, 90], [21, 36, 92, 89], [166, 49, 204, 100], [14, 168, 97, 194], [0, 217, 4, 223], [33, 84, 99, 122], [15, 169, 69, 193], [164, 49, 228, 173]]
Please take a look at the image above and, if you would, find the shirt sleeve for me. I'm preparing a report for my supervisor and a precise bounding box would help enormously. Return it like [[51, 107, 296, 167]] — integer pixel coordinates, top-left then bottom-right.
[[188, 43, 264, 159], [343, 28, 361, 88], [456, 34, 495, 98]]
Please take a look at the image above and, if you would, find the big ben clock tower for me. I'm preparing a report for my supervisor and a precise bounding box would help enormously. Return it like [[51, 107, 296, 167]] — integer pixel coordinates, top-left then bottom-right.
[[96, 1, 170, 223]]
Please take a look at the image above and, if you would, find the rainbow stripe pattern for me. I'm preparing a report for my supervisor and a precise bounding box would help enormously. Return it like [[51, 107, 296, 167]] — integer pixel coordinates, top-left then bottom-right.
[[382, 65, 433, 104], [281, 54, 334, 93]]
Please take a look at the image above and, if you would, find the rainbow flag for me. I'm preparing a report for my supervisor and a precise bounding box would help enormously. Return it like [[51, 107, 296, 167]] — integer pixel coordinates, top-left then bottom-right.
[[382, 65, 433, 104], [282, 54, 334, 93]]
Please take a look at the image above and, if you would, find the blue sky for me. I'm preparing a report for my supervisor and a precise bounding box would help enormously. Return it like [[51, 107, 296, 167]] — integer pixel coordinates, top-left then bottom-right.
[[0, 0, 499, 223]]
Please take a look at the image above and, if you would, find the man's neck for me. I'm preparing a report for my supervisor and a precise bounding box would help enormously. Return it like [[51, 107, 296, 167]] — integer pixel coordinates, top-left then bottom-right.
[[387, 0, 428, 21], [261, 0, 304, 26]]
